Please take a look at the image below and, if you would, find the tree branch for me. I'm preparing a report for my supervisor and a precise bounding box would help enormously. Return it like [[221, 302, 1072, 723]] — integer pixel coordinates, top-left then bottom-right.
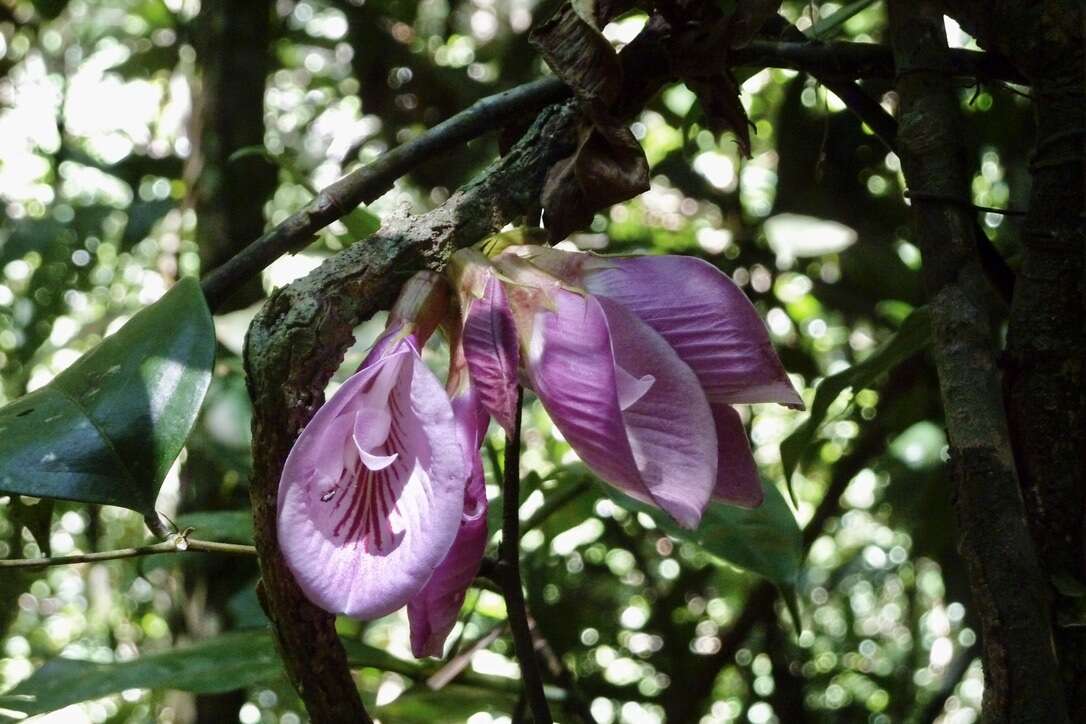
[[761, 15, 1016, 303], [199, 77, 569, 311], [498, 387, 552, 723], [195, 38, 1023, 312], [734, 39, 1025, 84], [888, 3, 1067, 721], [529, 616, 596, 724], [0, 533, 255, 569]]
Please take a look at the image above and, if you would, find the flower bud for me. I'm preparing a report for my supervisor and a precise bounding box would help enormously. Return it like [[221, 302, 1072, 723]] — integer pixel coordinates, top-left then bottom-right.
[[388, 270, 449, 343]]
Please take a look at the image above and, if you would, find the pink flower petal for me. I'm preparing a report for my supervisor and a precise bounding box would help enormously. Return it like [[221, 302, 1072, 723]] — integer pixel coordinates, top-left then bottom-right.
[[582, 255, 802, 408], [710, 404, 764, 508], [598, 297, 719, 527], [524, 286, 717, 528], [409, 390, 490, 657], [278, 343, 467, 620], [461, 274, 520, 434], [517, 247, 803, 409]]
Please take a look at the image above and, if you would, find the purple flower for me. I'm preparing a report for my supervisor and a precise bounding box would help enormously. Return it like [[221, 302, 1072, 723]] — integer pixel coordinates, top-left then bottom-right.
[[277, 244, 800, 649], [475, 253, 716, 528], [407, 348, 490, 657], [518, 247, 802, 510], [469, 245, 801, 520], [277, 273, 470, 620]]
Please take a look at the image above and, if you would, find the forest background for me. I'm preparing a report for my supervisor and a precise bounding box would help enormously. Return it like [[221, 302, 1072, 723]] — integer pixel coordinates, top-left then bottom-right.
[[0, 0, 1082, 722]]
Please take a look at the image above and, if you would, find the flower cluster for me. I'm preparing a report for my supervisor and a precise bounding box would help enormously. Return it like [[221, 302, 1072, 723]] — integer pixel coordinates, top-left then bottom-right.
[[277, 240, 801, 657]]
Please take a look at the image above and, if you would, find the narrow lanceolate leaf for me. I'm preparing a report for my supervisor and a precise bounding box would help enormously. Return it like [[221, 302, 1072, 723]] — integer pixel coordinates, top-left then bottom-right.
[[0, 631, 422, 721], [0, 631, 281, 720], [604, 476, 802, 590], [0, 278, 214, 515], [807, 0, 878, 39], [780, 306, 932, 484], [175, 510, 254, 544]]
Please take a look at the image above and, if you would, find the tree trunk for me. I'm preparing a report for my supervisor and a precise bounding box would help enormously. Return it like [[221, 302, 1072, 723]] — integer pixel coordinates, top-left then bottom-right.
[[181, 3, 275, 721], [188, 0, 276, 311], [936, 1, 1086, 711], [888, 3, 1068, 721]]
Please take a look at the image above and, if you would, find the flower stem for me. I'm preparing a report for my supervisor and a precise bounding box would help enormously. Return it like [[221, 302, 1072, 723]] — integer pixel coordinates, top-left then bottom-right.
[[499, 387, 552, 723]]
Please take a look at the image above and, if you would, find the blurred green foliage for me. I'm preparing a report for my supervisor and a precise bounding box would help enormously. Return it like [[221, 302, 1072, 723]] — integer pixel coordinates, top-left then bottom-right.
[[0, 0, 1032, 722]]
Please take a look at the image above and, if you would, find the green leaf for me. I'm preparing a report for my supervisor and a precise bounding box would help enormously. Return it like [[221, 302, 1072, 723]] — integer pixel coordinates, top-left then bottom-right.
[[0, 279, 215, 515], [780, 306, 931, 484], [0, 631, 282, 720], [341, 639, 425, 678], [340, 207, 381, 240], [375, 685, 517, 723], [0, 630, 514, 721], [807, 0, 879, 39], [175, 510, 253, 543], [603, 479, 803, 589], [0, 635, 388, 720]]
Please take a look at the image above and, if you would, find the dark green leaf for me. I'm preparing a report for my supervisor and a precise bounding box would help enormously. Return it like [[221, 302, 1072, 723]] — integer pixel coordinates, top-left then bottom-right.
[[780, 305, 931, 484], [0, 630, 429, 720], [31, 0, 70, 20], [175, 510, 253, 543], [122, 199, 175, 249], [603, 479, 803, 589], [0, 278, 215, 515], [0, 631, 282, 720], [808, 0, 879, 39], [339, 207, 381, 240], [341, 640, 426, 678]]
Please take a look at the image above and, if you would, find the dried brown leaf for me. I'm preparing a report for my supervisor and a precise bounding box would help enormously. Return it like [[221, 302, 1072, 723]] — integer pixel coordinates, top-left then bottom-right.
[[530, 1, 622, 118], [541, 120, 650, 240], [532, 0, 651, 239]]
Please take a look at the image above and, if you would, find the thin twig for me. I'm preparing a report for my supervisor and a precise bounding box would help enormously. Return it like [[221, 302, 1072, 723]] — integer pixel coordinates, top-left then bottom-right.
[[0, 532, 256, 569], [426, 623, 508, 690], [195, 39, 1024, 312], [528, 615, 597, 724], [521, 479, 591, 533], [498, 387, 552, 723], [733, 39, 1026, 84]]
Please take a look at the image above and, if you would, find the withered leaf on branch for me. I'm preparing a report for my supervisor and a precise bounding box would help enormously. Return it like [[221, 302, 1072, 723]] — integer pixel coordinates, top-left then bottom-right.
[[530, 0, 628, 120], [531, 0, 649, 240], [668, 1, 775, 158], [541, 119, 650, 240]]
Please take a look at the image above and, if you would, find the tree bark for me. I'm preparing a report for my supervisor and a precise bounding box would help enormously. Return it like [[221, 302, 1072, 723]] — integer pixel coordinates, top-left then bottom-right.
[[188, 0, 276, 311], [184, 4, 275, 721], [888, 3, 1068, 721], [936, 1, 1086, 710]]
